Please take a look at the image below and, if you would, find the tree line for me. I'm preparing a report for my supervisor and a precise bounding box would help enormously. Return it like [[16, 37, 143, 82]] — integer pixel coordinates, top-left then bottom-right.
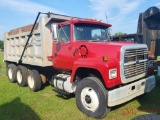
[[0, 40, 4, 50]]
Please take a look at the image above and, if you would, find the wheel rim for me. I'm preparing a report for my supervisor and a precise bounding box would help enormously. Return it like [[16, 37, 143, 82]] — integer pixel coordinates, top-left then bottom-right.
[[28, 75, 34, 89], [81, 87, 99, 112], [17, 70, 22, 83], [8, 68, 13, 80]]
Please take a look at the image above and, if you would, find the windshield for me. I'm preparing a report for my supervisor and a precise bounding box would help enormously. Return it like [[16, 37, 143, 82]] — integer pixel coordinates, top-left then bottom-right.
[[74, 23, 110, 41]]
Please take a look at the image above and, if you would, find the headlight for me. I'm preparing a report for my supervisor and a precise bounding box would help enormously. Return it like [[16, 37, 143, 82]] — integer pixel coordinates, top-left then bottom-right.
[[109, 69, 117, 79]]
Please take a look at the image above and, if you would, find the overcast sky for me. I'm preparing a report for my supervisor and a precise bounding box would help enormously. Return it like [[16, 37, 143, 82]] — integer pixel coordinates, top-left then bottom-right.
[[0, 0, 160, 40]]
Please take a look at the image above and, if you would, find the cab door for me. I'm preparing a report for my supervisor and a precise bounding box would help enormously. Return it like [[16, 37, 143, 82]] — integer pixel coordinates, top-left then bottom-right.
[[52, 24, 74, 70]]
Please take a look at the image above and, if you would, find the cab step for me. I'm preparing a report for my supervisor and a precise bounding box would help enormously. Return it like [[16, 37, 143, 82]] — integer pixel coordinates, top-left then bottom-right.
[[53, 88, 70, 96]]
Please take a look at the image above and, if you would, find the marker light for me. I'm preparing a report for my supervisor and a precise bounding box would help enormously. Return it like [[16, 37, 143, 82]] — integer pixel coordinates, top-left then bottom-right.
[[103, 56, 109, 62], [148, 51, 151, 55]]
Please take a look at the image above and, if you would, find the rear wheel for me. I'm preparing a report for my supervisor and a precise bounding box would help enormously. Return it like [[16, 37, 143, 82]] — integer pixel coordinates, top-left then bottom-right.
[[16, 65, 28, 87], [7, 64, 17, 83], [27, 69, 42, 92], [76, 77, 110, 119]]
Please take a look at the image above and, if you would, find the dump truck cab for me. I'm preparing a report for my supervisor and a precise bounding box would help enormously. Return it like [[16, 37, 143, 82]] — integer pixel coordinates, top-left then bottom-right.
[[51, 19, 111, 70]]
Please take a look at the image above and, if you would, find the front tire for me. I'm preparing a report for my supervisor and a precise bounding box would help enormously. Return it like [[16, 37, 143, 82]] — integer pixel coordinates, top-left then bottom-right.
[[27, 69, 42, 92], [76, 77, 110, 119]]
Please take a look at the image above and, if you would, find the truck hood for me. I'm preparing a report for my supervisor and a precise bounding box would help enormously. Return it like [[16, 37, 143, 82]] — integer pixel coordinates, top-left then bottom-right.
[[75, 41, 134, 61]]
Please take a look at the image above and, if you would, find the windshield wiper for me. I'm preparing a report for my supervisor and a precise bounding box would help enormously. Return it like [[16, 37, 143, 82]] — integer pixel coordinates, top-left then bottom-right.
[[88, 39, 110, 42], [88, 40, 102, 42]]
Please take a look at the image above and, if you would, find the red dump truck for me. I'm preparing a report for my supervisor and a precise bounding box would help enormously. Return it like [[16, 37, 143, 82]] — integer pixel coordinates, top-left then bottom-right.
[[4, 12, 155, 119]]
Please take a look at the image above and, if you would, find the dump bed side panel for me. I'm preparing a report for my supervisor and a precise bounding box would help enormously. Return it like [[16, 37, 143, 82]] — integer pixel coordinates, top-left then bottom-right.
[[4, 16, 53, 67]]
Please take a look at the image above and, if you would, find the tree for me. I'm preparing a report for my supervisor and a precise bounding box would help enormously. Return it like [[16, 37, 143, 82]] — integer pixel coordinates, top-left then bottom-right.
[[114, 32, 124, 36], [0, 40, 4, 50]]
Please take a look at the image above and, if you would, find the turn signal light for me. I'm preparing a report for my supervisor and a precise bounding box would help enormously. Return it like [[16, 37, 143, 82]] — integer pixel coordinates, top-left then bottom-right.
[[103, 56, 109, 62], [148, 51, 151, 55]]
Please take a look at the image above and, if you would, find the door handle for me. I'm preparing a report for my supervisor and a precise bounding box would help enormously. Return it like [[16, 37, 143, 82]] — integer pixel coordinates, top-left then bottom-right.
[[54, 53, 57, 57]]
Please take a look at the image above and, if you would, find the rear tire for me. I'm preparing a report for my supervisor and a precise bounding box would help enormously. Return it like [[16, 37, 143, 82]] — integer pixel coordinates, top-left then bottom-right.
[[7, 64, 17, 83], [27, 69, 42, 92], [16, 65, 28, 87], [76, 77, 110, 119]]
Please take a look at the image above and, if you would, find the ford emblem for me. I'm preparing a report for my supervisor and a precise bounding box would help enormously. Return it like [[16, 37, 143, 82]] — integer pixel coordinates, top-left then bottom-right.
[[136, 60, 140, 64]]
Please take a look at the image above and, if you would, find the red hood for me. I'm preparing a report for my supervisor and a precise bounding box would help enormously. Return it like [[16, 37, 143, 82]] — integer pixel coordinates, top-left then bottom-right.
[[73, 41, 133, 61]]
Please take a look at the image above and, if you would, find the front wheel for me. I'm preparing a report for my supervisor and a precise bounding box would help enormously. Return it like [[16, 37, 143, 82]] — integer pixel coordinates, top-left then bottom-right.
[[75, 77, 110, 119]]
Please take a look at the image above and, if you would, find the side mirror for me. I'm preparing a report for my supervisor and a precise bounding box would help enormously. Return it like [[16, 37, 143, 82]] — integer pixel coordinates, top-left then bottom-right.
[[51, 24, 58, 42]]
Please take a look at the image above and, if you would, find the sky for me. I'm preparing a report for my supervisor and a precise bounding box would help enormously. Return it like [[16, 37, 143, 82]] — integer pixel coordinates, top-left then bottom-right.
[[0, 0, 160, 40]]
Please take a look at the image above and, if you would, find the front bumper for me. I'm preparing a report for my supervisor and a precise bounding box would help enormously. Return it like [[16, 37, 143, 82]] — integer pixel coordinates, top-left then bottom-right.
[[108, 75, 155, 107]]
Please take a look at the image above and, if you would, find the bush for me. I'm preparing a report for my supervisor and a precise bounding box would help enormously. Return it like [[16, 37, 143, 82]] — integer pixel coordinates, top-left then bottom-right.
[[114, 32, 124, 36]]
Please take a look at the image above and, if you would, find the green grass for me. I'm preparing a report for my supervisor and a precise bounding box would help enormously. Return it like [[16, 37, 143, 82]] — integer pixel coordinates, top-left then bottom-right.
[[0, 52, 6, 75], [0, 52, 160, 120]]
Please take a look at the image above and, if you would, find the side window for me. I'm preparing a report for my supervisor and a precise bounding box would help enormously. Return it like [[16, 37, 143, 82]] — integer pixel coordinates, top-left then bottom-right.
[[59, 25, 70, 42]]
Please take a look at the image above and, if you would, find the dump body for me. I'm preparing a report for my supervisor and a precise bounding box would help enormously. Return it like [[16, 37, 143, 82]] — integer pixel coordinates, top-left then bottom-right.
[[137, 6, 160, 59], [4, 14, 80, 67]]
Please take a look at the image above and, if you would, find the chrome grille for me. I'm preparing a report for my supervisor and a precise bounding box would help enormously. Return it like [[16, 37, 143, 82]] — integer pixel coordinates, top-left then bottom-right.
[[124, 48, 148, 62], [124, 61, 148, 78], [124, 48, 148, 79]]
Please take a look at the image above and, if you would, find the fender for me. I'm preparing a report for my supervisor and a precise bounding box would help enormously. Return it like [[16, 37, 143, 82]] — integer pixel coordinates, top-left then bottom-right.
[[70, 58, 122, 88]]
